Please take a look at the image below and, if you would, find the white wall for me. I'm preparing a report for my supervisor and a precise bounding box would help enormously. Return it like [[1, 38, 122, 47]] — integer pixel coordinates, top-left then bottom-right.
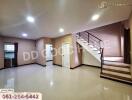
[[82, 49, 101, 67], [46, 44, 53, 61]]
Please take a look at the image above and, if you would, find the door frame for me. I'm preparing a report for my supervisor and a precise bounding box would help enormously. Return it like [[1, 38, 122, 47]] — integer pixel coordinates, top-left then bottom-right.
[[124, 28, 131, 64], [61, 43, 70, 68], [45, 43, 53, 62], [4, 42, 18, 68]]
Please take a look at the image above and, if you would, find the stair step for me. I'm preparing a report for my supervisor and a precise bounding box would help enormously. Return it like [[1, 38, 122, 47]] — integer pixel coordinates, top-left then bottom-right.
[[92, 48, 98, 51], [104, 57, 124, 62], [80, 39, 85, 41], [76, 37, 101, 62], [83, 41, 88, 43], [103, 65, 130, 72], [102, 68, 130, 74], [100, 73, 132, 84], [103, 61, 130, 68], [89, 45, 94, 48], [102, 70, 131, 79], [97, 51, 101, 54]]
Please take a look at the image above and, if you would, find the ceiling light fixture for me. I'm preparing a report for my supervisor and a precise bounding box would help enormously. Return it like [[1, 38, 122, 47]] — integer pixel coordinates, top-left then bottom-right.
[[26, 16, 35, 23], [22, 33, 28, 37], [92, 14, 100, 21], [59, 28, 64, 33]]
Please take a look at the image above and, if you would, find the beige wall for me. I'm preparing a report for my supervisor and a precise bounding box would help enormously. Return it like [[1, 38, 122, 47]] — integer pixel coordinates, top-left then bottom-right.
[[76, 43, 82, 66], [0, 37, 4, 68], [53, 34, 81, 68], [72, 35, 82, 68], [4, 37, 36, 65], [0, 36, 53, 67], [44, 37, 52, 44], [82, 49, 101, 67], [36, 38, 45, 65], [0, 36, 36, 67], [88, 22, 124, 57], [53, 34, 72, 66], [36, 37, 52, 65]]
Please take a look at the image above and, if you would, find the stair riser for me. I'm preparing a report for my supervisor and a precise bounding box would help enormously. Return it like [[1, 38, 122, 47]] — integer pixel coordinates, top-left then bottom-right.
[[102, 68, 131, 74], [103, 66, 130, 71], [103, 64, 130, 68], [102, 70, 131, 79], [101, 73, 132, 81], [103, 61, 130, 68], [100, 74, 132, 84]]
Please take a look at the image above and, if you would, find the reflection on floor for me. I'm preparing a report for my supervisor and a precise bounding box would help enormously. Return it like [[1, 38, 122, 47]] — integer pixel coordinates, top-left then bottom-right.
[[0, 62, 132, 100]]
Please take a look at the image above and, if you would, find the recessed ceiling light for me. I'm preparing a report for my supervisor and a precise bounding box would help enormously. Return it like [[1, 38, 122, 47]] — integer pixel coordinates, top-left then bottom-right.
[[50, 81, 54, 87], [22, 33, 28, 37], [26, 16, 35, 23], [59, 28, 64, 33], [92, 14, 100, 21]]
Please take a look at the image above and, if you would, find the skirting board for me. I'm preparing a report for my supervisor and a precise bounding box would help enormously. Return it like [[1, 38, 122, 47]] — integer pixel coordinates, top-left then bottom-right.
[[53, 63, 62, 67], [82, 64, 101, 68], [19, 63, 46, 67], [0, 67, 6, 70], [18, 63, 36, 67], [36, 63, 46, 67], [70, 64, 101, 69], [0, 63, 46, 70], [70, 64, 82, 69], [46, 60, 53, 62]]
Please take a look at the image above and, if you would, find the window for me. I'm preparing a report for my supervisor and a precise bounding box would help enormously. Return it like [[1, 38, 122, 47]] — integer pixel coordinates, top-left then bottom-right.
[[4, 44, 15, 59], [4, 44, 15, 52]]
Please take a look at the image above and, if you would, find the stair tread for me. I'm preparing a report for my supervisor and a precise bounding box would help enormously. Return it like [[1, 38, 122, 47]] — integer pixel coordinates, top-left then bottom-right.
[[100, 73, 132, 83], [92, 48, 98, 50], [104, 57, 124, 62], [102, 68, 130, 74], [103, 61, 130, 67], [103, 65, 130, 72], [89, 45, 94, 48], [102, 70, 131, 79]]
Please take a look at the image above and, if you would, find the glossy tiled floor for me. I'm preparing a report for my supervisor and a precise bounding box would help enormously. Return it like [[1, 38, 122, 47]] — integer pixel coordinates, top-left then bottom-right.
[[0, 62, 132, 100]]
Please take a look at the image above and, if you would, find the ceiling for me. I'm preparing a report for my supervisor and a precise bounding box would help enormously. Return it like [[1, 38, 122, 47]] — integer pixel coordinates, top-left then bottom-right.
[[0, 0, 132, 39]]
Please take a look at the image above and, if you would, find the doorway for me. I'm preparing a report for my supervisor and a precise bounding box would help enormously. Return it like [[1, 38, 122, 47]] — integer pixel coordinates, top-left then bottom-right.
[[46, 44, 53, 66], [4, 43, 18, 68], [62, 43, 70, 68], [124, 29, 131, 64]]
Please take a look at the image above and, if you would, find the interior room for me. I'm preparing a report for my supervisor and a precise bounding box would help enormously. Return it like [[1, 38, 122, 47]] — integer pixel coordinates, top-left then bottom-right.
[[0, 0, 132, 100]]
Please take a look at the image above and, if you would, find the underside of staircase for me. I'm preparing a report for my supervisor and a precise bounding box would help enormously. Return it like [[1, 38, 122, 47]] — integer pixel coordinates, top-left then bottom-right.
[[76, 32, 132, 85]]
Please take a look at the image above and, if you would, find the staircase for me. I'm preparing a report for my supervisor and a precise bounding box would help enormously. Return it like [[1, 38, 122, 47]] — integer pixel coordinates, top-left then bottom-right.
[[76, 32, 103, 63], [101, 60, 132, 84], [76, 31, 132, 84]]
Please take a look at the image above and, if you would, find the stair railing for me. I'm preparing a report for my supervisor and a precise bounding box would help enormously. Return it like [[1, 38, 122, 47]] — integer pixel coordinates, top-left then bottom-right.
[[77, 31, 104, 70], [100, 48, 104, 74], [77, 31, 103, 51]]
